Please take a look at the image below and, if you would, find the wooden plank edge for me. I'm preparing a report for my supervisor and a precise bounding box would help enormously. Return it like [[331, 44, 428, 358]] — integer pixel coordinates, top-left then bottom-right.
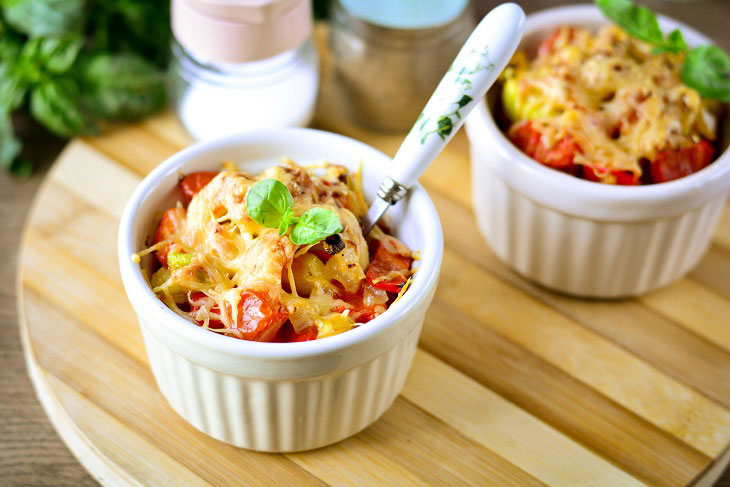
[[402, 350, 648, 487], [15, 197, 150, 485], [17, 285, 140, 487], [420, 300, 711, 486], [693, 446, 730, 487], [438, 250, 730, 459]]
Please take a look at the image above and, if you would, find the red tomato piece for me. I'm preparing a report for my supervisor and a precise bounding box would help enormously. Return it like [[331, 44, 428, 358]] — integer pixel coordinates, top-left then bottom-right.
[[275, 322, 318, 342], [365, 237, 412, 293], [508, 122, 581, 175], [189, 292, 224, 329], [190, 290, 288, 341], [333, 289, 380, 324], [224, 290, 288, 341], [582, 165, 640, 185], [538, 27, 576, 56], [153, 207, 186, 268], [650, 139, 715, 184], [180, 171, 217, 205]]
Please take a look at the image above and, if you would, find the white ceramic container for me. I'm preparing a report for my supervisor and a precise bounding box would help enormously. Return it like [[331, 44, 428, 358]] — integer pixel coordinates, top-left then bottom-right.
[[465, 5, 730, 298], [118, 129, 443, 451]]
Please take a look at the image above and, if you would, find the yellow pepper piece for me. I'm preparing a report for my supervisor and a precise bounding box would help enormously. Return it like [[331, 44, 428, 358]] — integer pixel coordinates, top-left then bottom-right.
[[502, 77, 559, 122], [168, 252, 194, 270]]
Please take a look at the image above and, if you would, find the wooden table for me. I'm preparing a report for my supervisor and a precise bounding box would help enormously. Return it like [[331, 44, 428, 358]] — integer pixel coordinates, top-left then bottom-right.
[[3, 1, 730, 485]]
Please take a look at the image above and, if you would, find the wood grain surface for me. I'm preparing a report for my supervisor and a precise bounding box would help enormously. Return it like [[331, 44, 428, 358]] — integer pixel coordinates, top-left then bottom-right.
[[2, 1, 730, 486]]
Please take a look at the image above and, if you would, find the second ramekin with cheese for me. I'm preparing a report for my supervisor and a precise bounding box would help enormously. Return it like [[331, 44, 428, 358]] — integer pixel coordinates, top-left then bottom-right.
[[465, 4, 730, 298]]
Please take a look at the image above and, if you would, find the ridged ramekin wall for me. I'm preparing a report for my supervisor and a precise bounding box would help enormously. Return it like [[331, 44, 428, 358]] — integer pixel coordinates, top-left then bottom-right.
[[471, 148, 726, 297], [140, 317, 423, 451]]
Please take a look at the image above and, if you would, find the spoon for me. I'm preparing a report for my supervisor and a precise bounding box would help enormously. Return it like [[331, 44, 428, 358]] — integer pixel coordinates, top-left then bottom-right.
[[363, 3, 526, 234]]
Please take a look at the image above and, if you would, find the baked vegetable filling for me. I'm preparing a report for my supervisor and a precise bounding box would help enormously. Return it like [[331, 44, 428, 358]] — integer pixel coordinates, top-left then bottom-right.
[[501, 25, 723, 184], [141, 160, 415, 342]]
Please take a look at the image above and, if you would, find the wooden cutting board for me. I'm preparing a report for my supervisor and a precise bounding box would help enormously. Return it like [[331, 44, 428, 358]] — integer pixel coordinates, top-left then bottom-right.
[[17, 26, 730, 487]]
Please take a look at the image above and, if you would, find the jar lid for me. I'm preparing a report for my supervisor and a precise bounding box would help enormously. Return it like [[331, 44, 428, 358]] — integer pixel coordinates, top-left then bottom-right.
[[339, 0, 468, 29], [172, 0, 313, 63]]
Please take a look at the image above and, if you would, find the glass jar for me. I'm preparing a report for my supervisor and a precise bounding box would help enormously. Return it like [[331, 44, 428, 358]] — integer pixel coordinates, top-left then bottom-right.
[[169, 0, 319, 141], [169, 38, 319, 141], [329, 0, 473, 132]]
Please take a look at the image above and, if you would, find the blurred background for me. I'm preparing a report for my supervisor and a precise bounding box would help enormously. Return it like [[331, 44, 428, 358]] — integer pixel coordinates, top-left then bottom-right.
[[1, 0, 729, 484]]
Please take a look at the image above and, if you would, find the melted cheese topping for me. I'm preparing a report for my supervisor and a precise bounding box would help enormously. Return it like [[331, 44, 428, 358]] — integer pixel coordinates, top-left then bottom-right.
[[147, 160, 406, 341], [502, 25, 720, 176]]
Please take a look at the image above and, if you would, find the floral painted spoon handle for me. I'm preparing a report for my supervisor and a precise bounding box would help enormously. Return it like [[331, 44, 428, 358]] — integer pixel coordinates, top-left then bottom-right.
[[363, 3, 525, 234]]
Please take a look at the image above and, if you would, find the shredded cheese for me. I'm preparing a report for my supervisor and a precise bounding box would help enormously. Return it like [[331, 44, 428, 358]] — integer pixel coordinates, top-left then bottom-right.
[[141, 160, 417, 341], [503, 24, 721, 179]]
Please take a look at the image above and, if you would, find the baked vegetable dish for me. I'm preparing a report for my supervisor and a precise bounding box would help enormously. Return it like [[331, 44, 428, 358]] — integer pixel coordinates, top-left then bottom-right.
[[501, 24, 723, 184], [139, 161, 415, 342]]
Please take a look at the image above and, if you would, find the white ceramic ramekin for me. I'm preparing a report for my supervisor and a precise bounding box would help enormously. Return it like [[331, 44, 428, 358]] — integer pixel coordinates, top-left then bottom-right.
[[465, 5, 730, 298], [118, 129, 443, 451]]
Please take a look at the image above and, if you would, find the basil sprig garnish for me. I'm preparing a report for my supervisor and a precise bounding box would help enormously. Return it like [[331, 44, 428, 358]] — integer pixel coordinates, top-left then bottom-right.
[[596, 0, 730, 102], [246, 179, 343, 245]]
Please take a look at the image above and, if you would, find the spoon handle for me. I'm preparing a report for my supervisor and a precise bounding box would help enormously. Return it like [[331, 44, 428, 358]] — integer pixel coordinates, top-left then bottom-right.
[[392, 3, 524, 185], [364, 3, 525, 235]]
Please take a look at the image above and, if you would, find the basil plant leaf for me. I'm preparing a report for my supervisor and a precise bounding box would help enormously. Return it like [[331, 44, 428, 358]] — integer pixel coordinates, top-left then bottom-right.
[[278, 208, 297, 236], [9, 158, 33, 178], [246, 179, 293, 228], [0, 21, 23, 62], [15, 36, 84, 81], [0, 110, 21, 169], [30, 36, 84, 74], [682, 46, 730, 102], [290, 207, 343, 245], [3, 0, 86, 38], [0, 64, 27, 111], [666, 29, 687, 52], [596, 0, 663, 45], [81, 53, 166, 120], [30, 79, 97, 137], [652, 29, 687, 55]]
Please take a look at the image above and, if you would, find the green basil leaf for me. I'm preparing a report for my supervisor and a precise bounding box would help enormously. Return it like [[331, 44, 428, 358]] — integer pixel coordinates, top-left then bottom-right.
[[81, 53, 166, 120], [290, 208, 343, 245], [0, 26, 28, 110], [24, 35, 84, 74], [86, 0, 171, 67], [0, 20, 23, 61], [0, 64, 27, 111], [596, 0, 663, 45], [12, 36, 84, 85], [278, 208, 297, 235], [0, 110, 21, 169], [681, 46, 730, 102], [246, 179, 293, 229], [652, 29, 687, 55], [3, 0, 86, 38], [667, 29, 687, 52], [30, 79, 97, 137], [114, 0, 171, 66], [9, 157, 32, 177]]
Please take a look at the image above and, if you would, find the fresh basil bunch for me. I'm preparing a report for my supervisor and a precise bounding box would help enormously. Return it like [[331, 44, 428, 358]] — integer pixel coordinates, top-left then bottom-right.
[[596, 0, 730, 102], [247, 179, 344, 245], [0, 0, 170, 176]]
